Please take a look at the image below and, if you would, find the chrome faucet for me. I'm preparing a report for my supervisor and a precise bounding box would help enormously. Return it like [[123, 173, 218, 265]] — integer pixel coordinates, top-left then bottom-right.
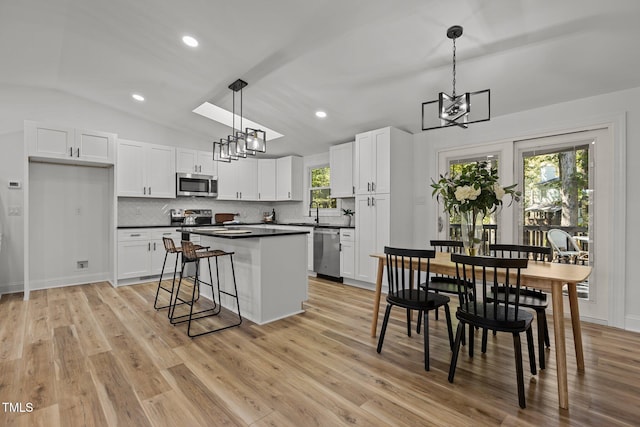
[[309, 201, 320, 224]]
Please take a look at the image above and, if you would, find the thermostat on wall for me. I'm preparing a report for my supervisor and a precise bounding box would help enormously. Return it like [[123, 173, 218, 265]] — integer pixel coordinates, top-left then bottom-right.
[[8, 180, 21, 189]]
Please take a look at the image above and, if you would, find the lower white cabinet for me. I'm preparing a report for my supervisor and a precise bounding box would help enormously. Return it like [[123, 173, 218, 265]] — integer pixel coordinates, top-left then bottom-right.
[[340, 228, 355, 279], [117, 228, 181, 280], [355, 193, 390, 283]]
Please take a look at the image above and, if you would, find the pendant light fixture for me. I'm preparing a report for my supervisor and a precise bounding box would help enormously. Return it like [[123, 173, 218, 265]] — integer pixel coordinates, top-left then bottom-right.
[[213, 78, 267, 162], [421, 25, 490, 131]]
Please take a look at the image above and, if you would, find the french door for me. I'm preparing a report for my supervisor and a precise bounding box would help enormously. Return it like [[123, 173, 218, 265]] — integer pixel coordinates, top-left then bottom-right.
[[515, 128, 611, 321]]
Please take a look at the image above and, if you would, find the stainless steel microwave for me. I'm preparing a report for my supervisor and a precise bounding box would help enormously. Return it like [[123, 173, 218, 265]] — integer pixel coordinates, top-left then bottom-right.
[[176, 173, 218, 197]]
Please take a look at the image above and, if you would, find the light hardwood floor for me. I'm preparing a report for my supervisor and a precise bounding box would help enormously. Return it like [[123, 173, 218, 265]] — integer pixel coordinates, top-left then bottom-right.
[[1, 276, 639, 426]]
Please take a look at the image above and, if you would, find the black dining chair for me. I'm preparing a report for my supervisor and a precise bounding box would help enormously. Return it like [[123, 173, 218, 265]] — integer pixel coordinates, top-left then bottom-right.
[[416, 240, 468, 336], [377, 247, 454, 371], [449, 253, 537, 409], [487, 244, 553, 369]]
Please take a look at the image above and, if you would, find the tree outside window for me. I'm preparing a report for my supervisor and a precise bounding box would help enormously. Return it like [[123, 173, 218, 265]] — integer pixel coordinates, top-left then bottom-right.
[[310, 166, 337, 208]]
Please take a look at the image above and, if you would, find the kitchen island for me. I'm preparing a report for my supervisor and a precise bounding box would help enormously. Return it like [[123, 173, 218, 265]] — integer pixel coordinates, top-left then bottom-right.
[[181, 227, 310, 325]]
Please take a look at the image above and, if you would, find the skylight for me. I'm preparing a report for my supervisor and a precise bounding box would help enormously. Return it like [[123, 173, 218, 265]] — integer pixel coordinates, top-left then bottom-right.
[[193, 102, 284, 141]]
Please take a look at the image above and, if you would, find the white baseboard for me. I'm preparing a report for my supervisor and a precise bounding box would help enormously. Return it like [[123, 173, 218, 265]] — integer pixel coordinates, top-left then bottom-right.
[[625, 315, 640, 333], [342, 278, 388, 294], [0, 281, 24, 295], [29, 272, 110, 291]]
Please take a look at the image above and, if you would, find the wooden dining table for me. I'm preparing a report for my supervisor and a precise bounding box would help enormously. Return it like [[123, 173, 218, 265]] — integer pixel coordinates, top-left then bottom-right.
[[369, 251, 592, 409]]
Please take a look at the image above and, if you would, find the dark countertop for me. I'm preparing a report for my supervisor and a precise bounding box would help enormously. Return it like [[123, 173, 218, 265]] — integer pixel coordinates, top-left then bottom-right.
[[118, 222, 355, 230], [181, 227, 310, 239]]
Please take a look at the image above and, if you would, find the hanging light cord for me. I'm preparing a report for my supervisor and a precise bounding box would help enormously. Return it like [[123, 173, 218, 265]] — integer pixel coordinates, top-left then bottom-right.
[[451, 36, 457, 98]]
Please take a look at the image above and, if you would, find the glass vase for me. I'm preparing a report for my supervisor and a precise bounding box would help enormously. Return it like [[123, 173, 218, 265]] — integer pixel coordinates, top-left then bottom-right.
[[460, 210, 486, 256]]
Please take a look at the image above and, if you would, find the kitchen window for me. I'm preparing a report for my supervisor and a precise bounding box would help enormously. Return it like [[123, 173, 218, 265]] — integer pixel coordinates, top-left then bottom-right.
[[309, 165, 338, 211]]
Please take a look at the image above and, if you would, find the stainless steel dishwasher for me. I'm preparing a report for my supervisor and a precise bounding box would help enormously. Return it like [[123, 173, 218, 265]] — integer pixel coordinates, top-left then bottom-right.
[[313, 228, 341, 280]]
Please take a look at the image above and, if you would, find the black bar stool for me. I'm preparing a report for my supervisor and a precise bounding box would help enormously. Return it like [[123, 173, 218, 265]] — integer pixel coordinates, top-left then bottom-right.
[[169, 240, 242, 337], [153, 237, 206, 313]]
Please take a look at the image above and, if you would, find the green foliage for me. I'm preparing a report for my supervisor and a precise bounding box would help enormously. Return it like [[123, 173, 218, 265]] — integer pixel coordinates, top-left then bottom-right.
[[431, 161, 521, 217], [311, 167, 330, 188], [342, 208, 354, 216]]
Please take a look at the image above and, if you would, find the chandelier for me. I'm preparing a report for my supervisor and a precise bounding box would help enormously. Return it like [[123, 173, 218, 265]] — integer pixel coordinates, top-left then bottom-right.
[[421, 25, 491, 131], [214, 79, 267, 162]]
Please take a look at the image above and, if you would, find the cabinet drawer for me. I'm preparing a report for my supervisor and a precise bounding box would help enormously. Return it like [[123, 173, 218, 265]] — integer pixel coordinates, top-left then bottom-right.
[[118, 230, 150, 241], [340, 229, 354, 242]]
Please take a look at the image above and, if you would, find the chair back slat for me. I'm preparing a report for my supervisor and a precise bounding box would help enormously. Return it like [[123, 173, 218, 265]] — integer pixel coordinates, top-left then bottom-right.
[[385, 247, 434, 302], [163, 237, 178, 253], [451, 253, 528, 325]]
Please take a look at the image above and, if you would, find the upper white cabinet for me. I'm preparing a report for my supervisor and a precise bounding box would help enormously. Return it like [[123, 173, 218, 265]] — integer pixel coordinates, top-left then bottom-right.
[[117, 139, 175, 198], [354, 127, 396, 195], [176, 148, 217, 176], [26, 121, 116, 165], [276, 156, 303, 201], [330, 141, 354, 198], [217, 157, 258, 200], [257, 159, 277, 201]]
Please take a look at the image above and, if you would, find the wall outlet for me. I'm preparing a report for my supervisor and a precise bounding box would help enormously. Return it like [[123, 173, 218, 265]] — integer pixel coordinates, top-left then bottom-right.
[[75, 207, 82, 216], [76, 260, 89, 270], [8, 206, 22, 216]]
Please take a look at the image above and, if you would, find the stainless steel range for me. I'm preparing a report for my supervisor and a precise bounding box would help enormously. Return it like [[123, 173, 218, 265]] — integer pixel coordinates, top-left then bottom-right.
[[170, 209, 213, 226]]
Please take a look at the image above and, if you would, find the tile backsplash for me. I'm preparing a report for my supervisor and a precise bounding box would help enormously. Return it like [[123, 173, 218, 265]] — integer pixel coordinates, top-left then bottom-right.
[[117, 197, 356, 226]]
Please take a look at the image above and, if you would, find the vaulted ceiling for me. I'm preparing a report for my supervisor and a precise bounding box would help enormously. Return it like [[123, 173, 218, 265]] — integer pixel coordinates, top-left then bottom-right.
[[2, 0, 640, 156]]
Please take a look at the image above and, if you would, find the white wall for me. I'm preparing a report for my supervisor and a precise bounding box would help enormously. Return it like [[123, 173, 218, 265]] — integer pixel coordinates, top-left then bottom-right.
[[413, 85, 638, 331], [0, 84, 208, 294]]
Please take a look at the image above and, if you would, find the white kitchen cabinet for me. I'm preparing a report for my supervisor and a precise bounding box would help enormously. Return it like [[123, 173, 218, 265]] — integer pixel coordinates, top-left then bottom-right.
[[355, 194, 390, 282], [217, 158, 258, 200], [117, 139, 176, 198], [26, 121, 116, 165], [353, 126, 414, 284], [176, 148, 217, 176], [330, 142, 354, 198], [340, 228, 355, 279], [257, 159, 277, 201], [276, 156, 303, 201], [355, 127, 400, 195], [117, 228, 181, 280]]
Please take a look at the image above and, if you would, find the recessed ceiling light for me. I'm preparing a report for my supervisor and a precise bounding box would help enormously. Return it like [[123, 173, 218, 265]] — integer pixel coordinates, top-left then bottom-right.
[[182, 35, 199, 47], [132, 93, 145, 102], [315, 111, 327, 118]]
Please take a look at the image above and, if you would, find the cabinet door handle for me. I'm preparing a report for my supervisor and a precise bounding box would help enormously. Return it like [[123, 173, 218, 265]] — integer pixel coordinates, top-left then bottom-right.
[[288, 191, 291, 198], [367, 182, 370, 192], [240, 192, 242, 199], [352, 185, 355, 195], [367, 196, 370, 206], [163, 232, 172, 236], [143, 187, 146, 195], [153, 242, 156, 250], [339, 243, 342, 251], [130, 233, 141, 237], [69, 147, 73, 157], [372, 196, 375, 206], [148, 242, 151, 251], [372, 182, 375, 191], [258, 193, 261, 199], [77, 147, 80, 157], [148, 187, 151, 195]]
